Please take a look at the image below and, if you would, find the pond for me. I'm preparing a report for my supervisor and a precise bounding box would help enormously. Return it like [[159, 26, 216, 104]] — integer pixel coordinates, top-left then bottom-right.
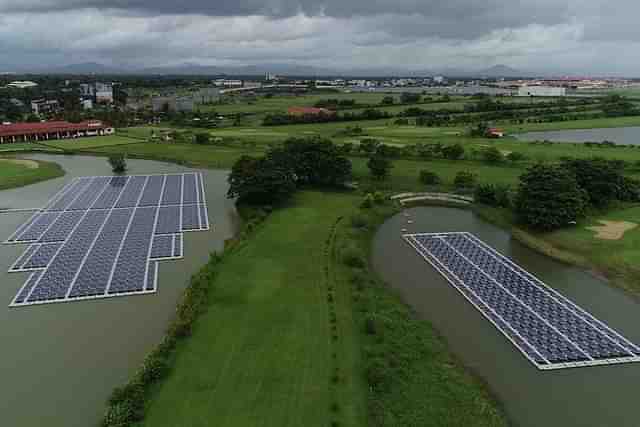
[[0, 154, 237, 427], [514, 126, 640, 145], [372, 207, 640, 427]]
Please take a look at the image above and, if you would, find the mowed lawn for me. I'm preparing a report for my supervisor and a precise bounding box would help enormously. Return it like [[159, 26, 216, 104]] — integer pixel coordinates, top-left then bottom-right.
[[0, 158, 65, 190], [39, 135, 142, 150], [140, 192, 366, 427]]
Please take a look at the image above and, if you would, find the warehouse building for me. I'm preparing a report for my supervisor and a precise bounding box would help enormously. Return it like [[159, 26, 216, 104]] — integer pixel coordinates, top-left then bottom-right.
[[0, 120, 114, 143], [517, 85, 566, 97]]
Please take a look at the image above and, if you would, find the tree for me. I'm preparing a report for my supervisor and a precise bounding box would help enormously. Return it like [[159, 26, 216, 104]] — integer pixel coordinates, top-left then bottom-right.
[[442, 144, 465, 160], [367, 154, 392, 180], [108, 154, 127, 174], [227, 155, 296, 204], [560, 158, 630, 208], [381, 96, 395, 105], [278, 137, 352, 186], [507, 152, 527, 162], [419, 170, 441, 186], [454, 171, 476, 189], [400, 92, 421, 104], [194, 132, 211, 145], [470, 122, 489, 137], [514, 164, 587, 231], [481, 146, 504, 164]]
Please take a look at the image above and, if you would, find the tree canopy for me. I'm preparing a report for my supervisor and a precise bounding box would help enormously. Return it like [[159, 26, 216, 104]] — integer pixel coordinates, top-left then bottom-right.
[[514, 164, 587, 231]]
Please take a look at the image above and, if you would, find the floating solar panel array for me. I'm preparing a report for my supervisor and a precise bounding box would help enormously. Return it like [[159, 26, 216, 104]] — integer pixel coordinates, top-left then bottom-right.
[[404, 232, 640, 370], [4, 173, 210, 307]]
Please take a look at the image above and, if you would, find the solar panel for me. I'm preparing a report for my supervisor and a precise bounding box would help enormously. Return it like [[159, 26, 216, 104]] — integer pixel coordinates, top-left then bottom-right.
[[5, 173, 210, 307], [404, 232, 640, 370]]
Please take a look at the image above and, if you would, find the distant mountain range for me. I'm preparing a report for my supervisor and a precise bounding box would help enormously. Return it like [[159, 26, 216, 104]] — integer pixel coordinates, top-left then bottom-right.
[[11, 61, 540, 78]]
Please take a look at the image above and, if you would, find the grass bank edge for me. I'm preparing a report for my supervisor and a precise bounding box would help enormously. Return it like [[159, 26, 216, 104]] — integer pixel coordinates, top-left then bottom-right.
[[0, 158, 65, 191], [340, 198, 508, 426]]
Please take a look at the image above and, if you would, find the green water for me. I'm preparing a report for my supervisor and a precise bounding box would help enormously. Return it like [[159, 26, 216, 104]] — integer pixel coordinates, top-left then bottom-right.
[[0, 154, 237, 427], [372, 207, 640, 427]]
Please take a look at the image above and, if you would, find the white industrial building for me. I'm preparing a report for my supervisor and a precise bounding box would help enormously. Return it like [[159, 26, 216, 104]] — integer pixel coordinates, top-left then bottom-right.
[[518, 85, 566, 97]]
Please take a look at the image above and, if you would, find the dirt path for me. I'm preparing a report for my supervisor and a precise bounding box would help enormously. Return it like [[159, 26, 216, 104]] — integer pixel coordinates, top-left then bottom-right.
[[587, 220, 638, 240]]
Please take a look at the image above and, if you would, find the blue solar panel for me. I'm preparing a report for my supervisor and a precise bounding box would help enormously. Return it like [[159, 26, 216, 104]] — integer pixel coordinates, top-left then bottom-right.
[[27, 210, 109, 302], [173, 234, 182, 258], [6, 174, 211, 307], [182, 204, 199, 230], [182, 173, 198, 204], [108, 207, 157, 294], [68, 208, 134, 298], [46, 178, 92, 211], [156, 206, 181, 234], [139, 175, 165, 207], [404, 232, 640, 370], [39, 211, 84, 243], [92, 176, 130, 209], [161, 174, 182, 205], [15, 212, 61, 242], [22, 243, 62, 269], [114, 176, 147, 208], [67, 177, 110, 211], [151, 235, 173, 259]]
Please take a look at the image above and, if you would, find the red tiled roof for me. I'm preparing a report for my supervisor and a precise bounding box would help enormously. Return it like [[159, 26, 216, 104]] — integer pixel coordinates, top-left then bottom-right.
[[0, 120, 109, 137], [287, 107, 334, 115]]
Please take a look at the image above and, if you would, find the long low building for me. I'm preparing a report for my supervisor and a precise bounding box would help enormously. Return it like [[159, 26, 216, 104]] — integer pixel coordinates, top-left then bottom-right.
[[0, 120, 114, 143]]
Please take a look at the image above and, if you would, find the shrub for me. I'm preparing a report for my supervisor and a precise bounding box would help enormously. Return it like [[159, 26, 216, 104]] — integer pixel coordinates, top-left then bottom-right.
[[139, 355, 170, 386], [419, 170, 441, 185], [442, 144, 465, 160], [108, 154, 127, 174], [366, 358, 390, 391], [350, 213, 369, 229], [373, 191, 386, 204], [454, 171, 477, 189], [481, 146, 504, 164], [342, 246, 366, 268], [365, 315, 377, 335], [474, 184, 511, 208], [507, 151, 527, 162], [360, 194, 374, 209]]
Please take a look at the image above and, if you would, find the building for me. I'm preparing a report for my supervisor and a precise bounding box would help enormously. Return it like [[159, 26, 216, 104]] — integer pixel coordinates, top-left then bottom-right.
[[6, 81, 38, 89], [79, 83, 95, 98], [486, 127, 505, 138], [0, 120, 114, 143], [518, 85, 566, 97], [213, 79, 243, 88], [151, 96, 195, 113], [95, 82, 114, 104], [287, 106, 335, 117], [81, 99, 93, 110], [193, 87, 220, 104], [31, 99, 60, 115]]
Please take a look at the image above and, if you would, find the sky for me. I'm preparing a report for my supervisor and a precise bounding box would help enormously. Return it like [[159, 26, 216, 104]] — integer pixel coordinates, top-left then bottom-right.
[[0, 0, 638, 75]]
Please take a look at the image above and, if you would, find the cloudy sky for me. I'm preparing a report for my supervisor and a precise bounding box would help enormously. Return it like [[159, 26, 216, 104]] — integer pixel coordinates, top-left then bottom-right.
[[0, 0, 637, 75]]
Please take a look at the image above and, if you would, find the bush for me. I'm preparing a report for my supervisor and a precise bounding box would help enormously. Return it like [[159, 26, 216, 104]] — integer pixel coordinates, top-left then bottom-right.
[[194, 132, 211, 145], [474, 184, 511, 208], [373, 191, 386, 205], [350, 213, 369, 229], [506, 151, 527, 162], [454, 171, 477, 189], [108, 154, 127, 174], [419, 170, 441, 185], [481, 146, 504, 164], [342, 246, 366, 268], [366, 358, 390, 391], [139, 355, 170, 386], [365, 315, 377, 335], [442, 144, 465, 160], [360, 194, 374, 209]]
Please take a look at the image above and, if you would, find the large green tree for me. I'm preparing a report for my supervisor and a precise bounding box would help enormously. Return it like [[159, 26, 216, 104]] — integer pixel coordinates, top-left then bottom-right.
[[367, 154, 393, 180], [279, 137, 352, 186], [514, 164, 588, 231], [560, 158, 635, 208], [227, 155, 296, 205]]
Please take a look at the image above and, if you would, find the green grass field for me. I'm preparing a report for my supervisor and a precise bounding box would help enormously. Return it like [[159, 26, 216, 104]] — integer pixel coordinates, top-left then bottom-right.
[[0, 158, 64, 190], [38, 135, 143, 150], [138, 191, 506, 427]]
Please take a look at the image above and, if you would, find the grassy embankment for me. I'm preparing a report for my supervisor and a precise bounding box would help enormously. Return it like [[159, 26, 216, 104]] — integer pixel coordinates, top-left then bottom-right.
[[128, 191, 506, 427], [0, 157, 64, 190]]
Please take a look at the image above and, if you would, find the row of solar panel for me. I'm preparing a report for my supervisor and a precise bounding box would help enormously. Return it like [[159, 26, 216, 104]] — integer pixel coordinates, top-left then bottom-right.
[[405, 232, 640, 369], [8, 203, 207, 245], [150, 234, 183, 260]]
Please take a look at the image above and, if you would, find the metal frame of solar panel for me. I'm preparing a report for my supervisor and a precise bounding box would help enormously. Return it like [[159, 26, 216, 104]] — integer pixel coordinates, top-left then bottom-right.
[[4, 172, 210, 308], [403, 232, 640, 370]]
